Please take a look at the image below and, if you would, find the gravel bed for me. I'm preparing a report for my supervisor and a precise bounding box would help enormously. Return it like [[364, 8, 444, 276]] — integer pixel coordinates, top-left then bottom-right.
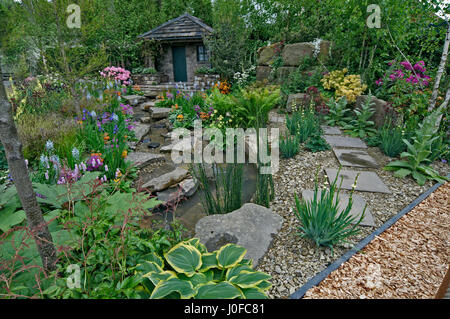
[[255, 119, 449, 298], [303, 182, 449, 299]]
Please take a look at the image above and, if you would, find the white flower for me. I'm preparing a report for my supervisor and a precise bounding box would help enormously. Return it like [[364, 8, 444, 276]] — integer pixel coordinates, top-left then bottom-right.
[[45, 140, 54, 151]]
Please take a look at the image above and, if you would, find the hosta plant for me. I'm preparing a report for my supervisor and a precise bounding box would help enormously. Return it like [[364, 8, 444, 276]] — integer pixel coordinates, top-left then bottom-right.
[[294, 168, 365, 252], [384, 105, 449, 186], [342, 93, 377, 138], [137, 239, 271, 299]]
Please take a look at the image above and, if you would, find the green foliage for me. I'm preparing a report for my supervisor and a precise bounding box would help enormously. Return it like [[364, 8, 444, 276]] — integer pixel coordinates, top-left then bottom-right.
[[294, 168, 365, 252], [137, 239, 271, 299], [282, 63, 325, 97], [384, 106, 449, 185], [0, 144, 7, 170], [0, 185, 25, 233], [190, 163, 243, 215], [305, 134, 331, 153], [378, 123, 405, 158], [195, 67, 217, 75], [132, 67, 156, 74], [342, 93, 377, 138], [280, 133, 300, 158], [324, 97, 351, 127], [287, 108, 321, 143], [254, 130, 275, 208]]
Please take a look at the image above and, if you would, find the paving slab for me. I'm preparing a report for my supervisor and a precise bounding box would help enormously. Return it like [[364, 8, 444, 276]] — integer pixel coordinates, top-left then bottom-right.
[[321, 126, 342, 135], [324, 169, 391, 194], [324, 135, 367, 149], [301, 190, 375, 227], [333, 149, 378, 168]]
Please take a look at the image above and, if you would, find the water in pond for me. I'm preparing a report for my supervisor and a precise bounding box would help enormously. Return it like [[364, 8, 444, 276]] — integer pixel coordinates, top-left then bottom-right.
[[146, 164, 258, 236]]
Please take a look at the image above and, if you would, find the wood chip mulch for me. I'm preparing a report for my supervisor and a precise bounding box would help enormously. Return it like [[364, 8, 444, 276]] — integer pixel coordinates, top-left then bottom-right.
[[304, 182, 450, 299]]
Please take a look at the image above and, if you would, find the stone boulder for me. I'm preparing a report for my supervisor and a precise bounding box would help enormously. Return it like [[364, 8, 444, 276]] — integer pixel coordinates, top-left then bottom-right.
[[150, 107, 171, 120], [281, 43, 314, 66], [257, 46, 277, 66], [256, 66, 272, 82], [195, 203, 283, 266], [356, 95, 388, 128], [122, 95, 145, 106], [140, 101, 156, 111], [286, 93, 307, 113], [126, 152, 165, 169], [132, 123, 150, 142], [142, 167, 189, 192], [275, 66, 297, 83]]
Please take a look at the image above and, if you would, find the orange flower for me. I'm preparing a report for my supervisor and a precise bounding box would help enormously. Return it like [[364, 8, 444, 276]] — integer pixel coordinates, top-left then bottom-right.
[[177, 114, 184, 121], [122, 150, 128, 158], [78, 120, 83, 125], [117, 91, 121, 96], [103, 133, 110, 142]]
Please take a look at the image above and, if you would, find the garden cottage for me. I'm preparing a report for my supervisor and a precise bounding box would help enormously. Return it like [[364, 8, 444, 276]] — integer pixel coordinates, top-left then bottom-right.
[[138, 13, 213, 83]]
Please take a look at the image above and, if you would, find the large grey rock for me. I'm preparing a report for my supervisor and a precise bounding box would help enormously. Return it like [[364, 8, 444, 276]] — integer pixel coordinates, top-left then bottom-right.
[[142, 167, 189, 192], [281, 43, 314, 66], [195, 203, 283, 266], [275, 66, 297, 83], [256, 65, 272, 82], [286, 93, 307, 113], [122, 95, 145, 106], [126, 152, 165, 169], [150, 107, 171, 120], [301, 190, 375, 227], [324, 135, 368, 149], [160, 135, 201, 154], [132, 123, 150, 142], [257, 46, 277, 66], [333, 149, 378, 168], [325, 169, 391, 194]]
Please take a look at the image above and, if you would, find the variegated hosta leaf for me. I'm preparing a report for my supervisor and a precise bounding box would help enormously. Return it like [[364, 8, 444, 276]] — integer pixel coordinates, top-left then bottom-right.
[[198, 252, 218, 272], [145, 270, 177, 287], [178, 273, 209, 288], [184, 238, 208, 254], [240, 287, 268, 299], [228, 270, 272, 289], [150, 278, 195, 299], [225, 264, 253, 281], [195, 282, 241, 299], [216, 244, 247, 269], [164, 243, 202, 276]]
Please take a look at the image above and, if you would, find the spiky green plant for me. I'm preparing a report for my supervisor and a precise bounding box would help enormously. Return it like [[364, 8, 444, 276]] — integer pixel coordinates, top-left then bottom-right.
[[379, 123, 405, 157], [280, 133, 300, 158], [293, 168, 365, 252]]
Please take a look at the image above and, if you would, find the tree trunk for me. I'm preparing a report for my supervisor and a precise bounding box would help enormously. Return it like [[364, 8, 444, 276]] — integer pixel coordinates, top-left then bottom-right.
[[0, 65, 57, 272], [429, 23, 450, 112]]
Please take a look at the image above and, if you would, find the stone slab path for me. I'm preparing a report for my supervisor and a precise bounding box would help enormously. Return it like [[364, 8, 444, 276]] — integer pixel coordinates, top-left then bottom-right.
[[333, 148, 378, 169], [321, 126, 342, 135], [301, 190, 375, 227], [325, 168, 391, 194], [324, 135, 368, 149]]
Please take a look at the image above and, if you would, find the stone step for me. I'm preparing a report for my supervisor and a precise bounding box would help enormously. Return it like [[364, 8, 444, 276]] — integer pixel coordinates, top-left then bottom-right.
[[324, 135, 368, 149], [149, 107, 171, 120], [142, 167, 189, 193], [321, 126, 342, 135], [126, 152, 165, 169]]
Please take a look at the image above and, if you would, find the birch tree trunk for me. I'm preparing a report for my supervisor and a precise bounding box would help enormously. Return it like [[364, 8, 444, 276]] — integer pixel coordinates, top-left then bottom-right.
[[429, 22, 450, 112], [0, 65, 57, 272]]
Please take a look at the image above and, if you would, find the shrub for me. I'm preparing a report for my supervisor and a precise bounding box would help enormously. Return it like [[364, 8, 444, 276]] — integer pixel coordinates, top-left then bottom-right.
[[305, 133, 330, 153], [342, 93, 377, 138], [324, 97, 351, 127], [137, 239, 271, 299], [294, 168, 365, 252], [0, 144, 7, 170], [384, 105, 449, 185], [321, 68, 367, 103]]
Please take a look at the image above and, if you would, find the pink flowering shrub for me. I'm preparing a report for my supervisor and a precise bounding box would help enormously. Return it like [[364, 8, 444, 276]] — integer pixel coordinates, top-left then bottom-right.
[[374, 60, 433, 118], [100, 66, 131, 86]]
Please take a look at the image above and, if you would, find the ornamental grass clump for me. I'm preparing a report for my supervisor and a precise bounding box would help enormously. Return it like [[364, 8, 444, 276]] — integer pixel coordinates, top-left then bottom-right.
[[280, 133, 300, 158], [294, 168, 365, 252]]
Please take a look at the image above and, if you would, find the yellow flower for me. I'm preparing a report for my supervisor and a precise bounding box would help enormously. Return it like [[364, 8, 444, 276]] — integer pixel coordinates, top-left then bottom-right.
[[122, 150, 127, 158]]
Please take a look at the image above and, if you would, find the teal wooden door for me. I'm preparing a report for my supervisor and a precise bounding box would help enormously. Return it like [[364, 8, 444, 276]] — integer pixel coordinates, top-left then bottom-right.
[[172, 46, 187, 82]]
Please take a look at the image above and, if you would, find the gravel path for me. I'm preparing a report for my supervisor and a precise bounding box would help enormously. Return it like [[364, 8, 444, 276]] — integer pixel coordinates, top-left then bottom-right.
[[255, 117, 449, 298], [303, 182, 450, 299]]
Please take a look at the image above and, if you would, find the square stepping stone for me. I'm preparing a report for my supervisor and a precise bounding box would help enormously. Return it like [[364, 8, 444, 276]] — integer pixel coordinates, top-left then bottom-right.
[[333, 149, 378, 168], [324, 135, 367, 149], [301, 190, 375, 227], [321, 126, 342, 135], [324, 169, 391, 194]]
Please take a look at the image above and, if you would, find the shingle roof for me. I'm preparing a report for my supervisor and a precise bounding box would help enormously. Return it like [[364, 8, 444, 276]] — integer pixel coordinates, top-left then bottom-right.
[[138, 13, 213, 41]]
